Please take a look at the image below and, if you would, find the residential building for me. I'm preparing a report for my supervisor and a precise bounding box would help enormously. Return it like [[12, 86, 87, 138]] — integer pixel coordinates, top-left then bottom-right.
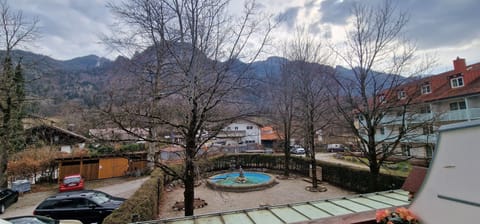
[[373, 57, 480, 158], [214, 119, 262, 145]]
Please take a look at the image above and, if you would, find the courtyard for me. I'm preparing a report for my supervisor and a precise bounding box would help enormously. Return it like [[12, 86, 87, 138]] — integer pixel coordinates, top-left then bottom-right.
[[159, 173, 355, 219]]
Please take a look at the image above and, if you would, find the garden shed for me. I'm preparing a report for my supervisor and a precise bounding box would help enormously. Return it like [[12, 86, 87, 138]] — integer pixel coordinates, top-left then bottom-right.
[[56, 152, 148, 181]]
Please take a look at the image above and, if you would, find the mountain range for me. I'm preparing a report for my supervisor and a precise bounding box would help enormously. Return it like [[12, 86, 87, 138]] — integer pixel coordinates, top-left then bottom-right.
[[4, 49, 400, 116]]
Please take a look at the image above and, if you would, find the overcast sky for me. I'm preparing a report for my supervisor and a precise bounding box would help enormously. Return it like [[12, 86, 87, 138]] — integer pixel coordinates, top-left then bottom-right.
[[10, 0, 480, 73]]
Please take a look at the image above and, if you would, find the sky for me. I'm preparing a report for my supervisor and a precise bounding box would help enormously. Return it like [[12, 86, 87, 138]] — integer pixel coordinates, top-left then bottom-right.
[[10, 0, 480, 73]]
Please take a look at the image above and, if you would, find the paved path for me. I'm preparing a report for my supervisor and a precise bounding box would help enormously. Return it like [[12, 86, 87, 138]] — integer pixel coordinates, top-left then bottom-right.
[[315, 152, 369, 169], [0, 177, 148, 219]]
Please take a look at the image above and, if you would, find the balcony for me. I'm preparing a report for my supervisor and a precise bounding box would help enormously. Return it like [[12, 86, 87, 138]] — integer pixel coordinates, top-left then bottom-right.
[[376, 108, 480, 125]]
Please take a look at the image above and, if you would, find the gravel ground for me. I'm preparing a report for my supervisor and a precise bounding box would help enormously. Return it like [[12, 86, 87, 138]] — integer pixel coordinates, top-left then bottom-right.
[[159, 174, 355, 219], [0, 176, 148, 219]]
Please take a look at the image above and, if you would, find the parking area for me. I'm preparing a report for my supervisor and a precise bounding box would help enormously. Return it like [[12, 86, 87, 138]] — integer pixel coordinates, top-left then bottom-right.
[[0, 176, 148, 218]]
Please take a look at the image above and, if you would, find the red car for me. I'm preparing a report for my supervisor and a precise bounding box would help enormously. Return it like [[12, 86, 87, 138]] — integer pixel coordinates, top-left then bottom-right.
[[59, 174, 84, 192]]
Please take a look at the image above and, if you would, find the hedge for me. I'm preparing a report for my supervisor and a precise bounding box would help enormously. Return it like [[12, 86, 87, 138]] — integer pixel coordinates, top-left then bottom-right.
[[103, 169, 164, 224], [203, 154, 310, 176], [317, 160, 406, 193]]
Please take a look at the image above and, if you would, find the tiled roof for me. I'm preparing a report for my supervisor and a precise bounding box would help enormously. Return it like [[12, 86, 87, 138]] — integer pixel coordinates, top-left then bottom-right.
[[261, 126, 281, 141], [146, 190, 410, 224], [394, 59, 480, 104]]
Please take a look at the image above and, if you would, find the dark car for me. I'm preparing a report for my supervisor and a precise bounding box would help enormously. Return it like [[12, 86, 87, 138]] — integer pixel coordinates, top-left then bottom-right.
[[0, 188, 19, 214], [56, 190, 125, 203], [4, 215, 82, 224], [33, 191, 123, 224]]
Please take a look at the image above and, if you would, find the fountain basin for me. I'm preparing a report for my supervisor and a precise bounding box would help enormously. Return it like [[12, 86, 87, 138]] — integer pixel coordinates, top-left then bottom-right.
[[207, 172, 277, 192]]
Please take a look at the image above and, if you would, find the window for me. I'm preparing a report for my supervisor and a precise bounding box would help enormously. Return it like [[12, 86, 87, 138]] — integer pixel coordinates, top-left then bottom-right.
[[246, 126, 253, 130], [382, 144, 389, 153], [423, 124, 434, 134], [421, 84, 431, 94], [397, 90, 406, 99], [234, 127, 238, 130], [401, 144, 411, 156], [449, 101, 466, 111], [420, 105, 431, 114], [426, 145, 434, 158], [379, 127, 385, 135], [450, 76, 464, 88]]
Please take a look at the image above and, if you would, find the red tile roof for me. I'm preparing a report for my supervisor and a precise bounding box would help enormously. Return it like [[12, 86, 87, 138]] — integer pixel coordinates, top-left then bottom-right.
[[261, 126, 282, 141], [386, 58, 480, 104]]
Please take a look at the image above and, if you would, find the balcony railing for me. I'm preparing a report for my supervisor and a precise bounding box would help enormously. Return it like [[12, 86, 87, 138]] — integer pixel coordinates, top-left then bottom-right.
[[375, 107, 480, 125]]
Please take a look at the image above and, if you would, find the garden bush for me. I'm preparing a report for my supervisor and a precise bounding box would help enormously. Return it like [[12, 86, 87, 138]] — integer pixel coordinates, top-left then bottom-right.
[[103, 169, 164, 224], [317, 160, 406, 193]]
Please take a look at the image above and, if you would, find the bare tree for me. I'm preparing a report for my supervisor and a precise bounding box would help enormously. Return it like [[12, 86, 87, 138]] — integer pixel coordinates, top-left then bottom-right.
[[0, 0, 38, 187], [283, 27, 333, 190], [266, 66, 296, 177], [99, 0, 274, 216], [330, 0, 433, 191]]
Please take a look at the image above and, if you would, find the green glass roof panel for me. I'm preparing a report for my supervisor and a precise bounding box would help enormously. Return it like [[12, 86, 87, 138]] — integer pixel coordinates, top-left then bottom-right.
[[393, 190, 409, 196], [247, 210, 283, 224], [292, 204, 332, 219], [195, 216, 223, 224], [164, 220, 194, 224], [350, 197, 391, 209], [312, 201, 354, 216], [222, 213, 254, 224], [380, 191, 409, 202], [367, 195, 409, 206], [270, 207, 309, 223], [331, 199, 372, 212]]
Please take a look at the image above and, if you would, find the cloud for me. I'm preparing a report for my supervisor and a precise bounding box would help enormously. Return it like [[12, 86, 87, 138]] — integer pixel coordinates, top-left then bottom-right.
[[10, 0, 114, 60], [399, 0, 480, 50], [275, 6, 301, 28]]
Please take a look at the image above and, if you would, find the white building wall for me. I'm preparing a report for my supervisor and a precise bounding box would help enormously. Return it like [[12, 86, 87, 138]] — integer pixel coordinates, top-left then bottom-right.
[[224, 121, 261, 144]]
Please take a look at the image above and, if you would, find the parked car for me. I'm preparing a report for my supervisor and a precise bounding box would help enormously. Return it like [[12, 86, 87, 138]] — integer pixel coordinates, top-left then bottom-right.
[[59, 174, 84, 192], [0, 188, 19, 214], [4, 215, 82, 224], [290, 147, 305, 154], [34, 191, 123, 224], [57, 190, 126, 203], [327, 144, 346, 152]]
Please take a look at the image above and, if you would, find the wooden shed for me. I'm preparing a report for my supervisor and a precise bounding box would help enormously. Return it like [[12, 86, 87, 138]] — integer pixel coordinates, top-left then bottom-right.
[[56, 152, 148, 181]]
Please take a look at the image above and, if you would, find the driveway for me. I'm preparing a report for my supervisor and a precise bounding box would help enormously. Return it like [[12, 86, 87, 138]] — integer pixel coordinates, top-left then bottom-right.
[[0, 176, 148, 219]]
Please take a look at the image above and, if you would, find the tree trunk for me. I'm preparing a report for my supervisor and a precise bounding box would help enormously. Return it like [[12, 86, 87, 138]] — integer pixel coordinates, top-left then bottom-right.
[[283, 127, 290, 177], [308, 122, 318, 189], [183, 133, 196, 216], [367, 149, 380, 192]]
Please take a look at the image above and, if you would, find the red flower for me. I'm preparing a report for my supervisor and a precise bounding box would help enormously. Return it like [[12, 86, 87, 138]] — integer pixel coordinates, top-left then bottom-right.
[[376, 209, 391, 223]]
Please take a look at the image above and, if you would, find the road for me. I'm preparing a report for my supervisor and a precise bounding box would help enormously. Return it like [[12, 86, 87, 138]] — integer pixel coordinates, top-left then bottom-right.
[[0, 177, 148, 219]]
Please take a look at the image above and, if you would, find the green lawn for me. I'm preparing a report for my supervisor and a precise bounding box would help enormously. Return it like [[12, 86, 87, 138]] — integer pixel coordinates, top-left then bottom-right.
[[342, 156, 412, 177]]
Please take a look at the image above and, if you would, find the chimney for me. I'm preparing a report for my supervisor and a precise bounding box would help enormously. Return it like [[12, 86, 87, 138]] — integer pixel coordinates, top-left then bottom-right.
[[453, 57, 467, 72]]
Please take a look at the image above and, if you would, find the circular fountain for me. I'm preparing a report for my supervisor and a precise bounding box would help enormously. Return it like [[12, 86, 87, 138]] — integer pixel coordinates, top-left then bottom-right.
[[207, 168, 277, 192]]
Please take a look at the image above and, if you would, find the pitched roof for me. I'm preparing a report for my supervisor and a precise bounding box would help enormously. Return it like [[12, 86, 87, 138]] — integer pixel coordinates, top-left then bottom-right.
[[390, 58, 480, 104], [261, 126, 281, 141]]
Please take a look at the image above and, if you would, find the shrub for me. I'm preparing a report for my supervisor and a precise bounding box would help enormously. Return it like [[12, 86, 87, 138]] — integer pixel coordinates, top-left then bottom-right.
[[103, 169, 164, 224], [317, 160, 405, 193]]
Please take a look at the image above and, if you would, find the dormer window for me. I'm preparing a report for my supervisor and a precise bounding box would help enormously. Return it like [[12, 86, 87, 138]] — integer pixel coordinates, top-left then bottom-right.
[[450, 76, 464, 88], [421, 84, 431, 94], [397, 90, 406, 99]]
